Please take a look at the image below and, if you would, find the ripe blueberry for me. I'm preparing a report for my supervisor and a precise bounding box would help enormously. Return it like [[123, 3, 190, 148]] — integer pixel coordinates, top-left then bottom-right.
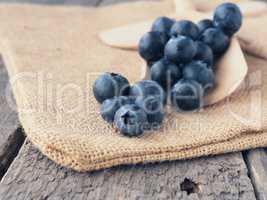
[[194, 41, 214, 66], [150, 59, 182, 90], [135, 95, 164, 126], [164, 36, 197, 64], [114, 105, 148, 137], [214, 3, 243, 36], [151, 16, 175, 37], [200, 28, 230, 55], [197, 19, 214, 35], [130, 80, 166, 105], [138, 31, 166, 62], [171, 79, 204, 112], [100, 96, 135, 123], [170, 20, 199, 40], [93, 72, 130, 103], [183, 61, 215, 91]]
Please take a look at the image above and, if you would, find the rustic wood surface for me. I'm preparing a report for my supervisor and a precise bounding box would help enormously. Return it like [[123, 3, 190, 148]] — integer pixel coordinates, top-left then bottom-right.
[[245, 149, 267, 200], [0, 0, 101, 6], [0, 140, 256, 200], [0, 0, 265, 199], [0, 58, 24, 179]]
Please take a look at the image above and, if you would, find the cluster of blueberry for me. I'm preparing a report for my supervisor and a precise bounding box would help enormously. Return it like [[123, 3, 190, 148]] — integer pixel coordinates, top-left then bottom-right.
[[93, 3, 242, 137], [93, 74, 165, 136]]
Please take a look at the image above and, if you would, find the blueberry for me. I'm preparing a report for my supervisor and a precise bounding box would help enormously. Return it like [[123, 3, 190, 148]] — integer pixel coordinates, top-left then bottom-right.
[[150, 59, 182, 90], [197, 19, 214, 35], [171, 79, 204, 112], [135, 95, 164, 126], [200, 28, 230, 55], [100, 96, 135, 123], [93, 72, 130, 103], [138, 31, 166, 62], [114, 105, 148, 137], [194, 41, 214, 66], [130, 80, 166, 105], [183, 61, 215, 91], [151, 16, 175, 37], [170, 20, 199, 40], [214, 3, 242, 36], [164, 36, 197, 64]]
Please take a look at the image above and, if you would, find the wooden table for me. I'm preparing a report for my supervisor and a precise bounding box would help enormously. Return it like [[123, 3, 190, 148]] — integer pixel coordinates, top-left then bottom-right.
[[0, 0, 266, 199]]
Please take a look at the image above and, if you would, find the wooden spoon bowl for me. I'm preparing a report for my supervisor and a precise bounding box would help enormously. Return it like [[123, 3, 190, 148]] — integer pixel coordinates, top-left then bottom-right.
[[99, 11, 248, 106], [204, 37, 247, 105]]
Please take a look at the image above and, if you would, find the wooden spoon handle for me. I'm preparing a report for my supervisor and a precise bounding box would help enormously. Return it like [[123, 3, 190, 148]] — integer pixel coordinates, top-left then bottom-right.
[[174, 0, 196, 14], [98, 11, 207, 50]]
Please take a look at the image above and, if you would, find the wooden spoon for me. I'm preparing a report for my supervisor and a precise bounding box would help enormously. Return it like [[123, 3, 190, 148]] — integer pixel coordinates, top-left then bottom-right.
[[98, 3, 248, 106]]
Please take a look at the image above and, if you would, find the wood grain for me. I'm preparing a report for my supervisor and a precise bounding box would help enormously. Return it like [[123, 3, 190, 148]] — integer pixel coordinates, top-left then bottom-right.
[[0, 0, 101, 6], [245, 149, 267, 200], [0, 57, 24, 179], [0, 140, 256, 200]]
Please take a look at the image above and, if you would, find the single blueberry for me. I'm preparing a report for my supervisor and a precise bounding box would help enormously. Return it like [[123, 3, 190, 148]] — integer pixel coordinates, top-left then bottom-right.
[[93, 72, 130, 103], [138, 31, 166, 62], [214, 3, 243, 36], [171, 79, 204, 112], [164, 36, 197, 64], [197, 19, 214, 35], [130, 80, 167, 105], [150, 59, 182, 90], [114, 105, 148, 137], [135, 95, 165, 126], [183, 61, 215, 92], [151, 16, 175, 37], [194, 41, 214, 66], [200, 28, 230, 55], [170, 20, 199, 40], [100, 96, 135, 123]]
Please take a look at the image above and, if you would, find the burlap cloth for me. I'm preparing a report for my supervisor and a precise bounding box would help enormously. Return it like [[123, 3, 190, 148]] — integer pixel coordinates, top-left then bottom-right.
[[0, 0, 266, 172]]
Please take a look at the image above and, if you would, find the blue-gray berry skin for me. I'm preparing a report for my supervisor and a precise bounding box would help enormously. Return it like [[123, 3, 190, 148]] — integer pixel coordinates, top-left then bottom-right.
[[135, 95, 164, 126], [200, 28, 230, 55], [197, 19, 214, 35], [183, 61, 215, 92], [150, 59, 181, 90], [194, 41, 214, 66], [93, 73, 130, 103], [171, 79, 204, 112], [164, 36, 197, 64], [214, 3, 243, 36], [100, 96, 135, 123], [130, 80, 167, 105], [170, 20, 199, 40], [114, 105, 148, 137], [138, 31, 166, 62], [151, 16, 175, 37]]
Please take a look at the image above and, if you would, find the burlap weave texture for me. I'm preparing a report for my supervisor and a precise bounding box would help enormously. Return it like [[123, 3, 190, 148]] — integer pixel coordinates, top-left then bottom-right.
[[0, 1, 266, 171]]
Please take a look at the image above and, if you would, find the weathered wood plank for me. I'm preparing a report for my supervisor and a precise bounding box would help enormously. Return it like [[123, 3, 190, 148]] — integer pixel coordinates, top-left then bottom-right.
[[0, 0, 101, 6], [0, 140, 256, 200], [245, 149, 267, 200], [99, 0, 144, 6], [0, 57, 23, 179]]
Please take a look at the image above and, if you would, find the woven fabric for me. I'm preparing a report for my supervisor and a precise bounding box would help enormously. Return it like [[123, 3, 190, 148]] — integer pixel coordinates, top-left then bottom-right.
[[0, 1, 266, 171]]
